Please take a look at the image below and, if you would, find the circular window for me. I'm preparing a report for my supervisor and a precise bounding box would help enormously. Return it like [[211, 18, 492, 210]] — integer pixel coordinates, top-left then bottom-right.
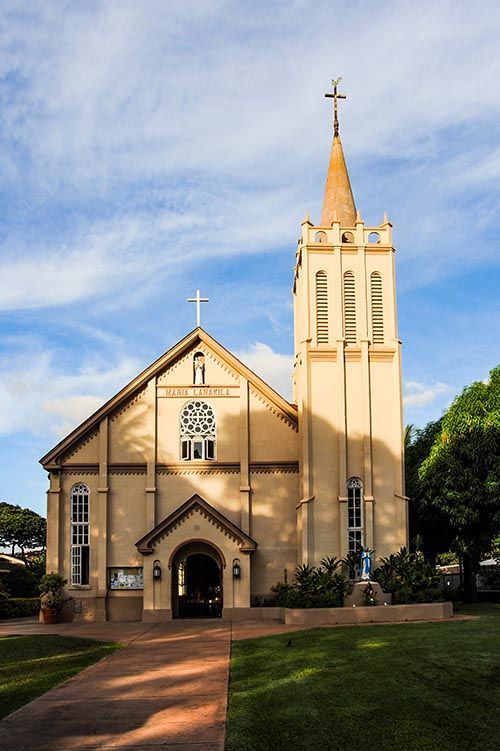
[[180, 401, 216, 436]]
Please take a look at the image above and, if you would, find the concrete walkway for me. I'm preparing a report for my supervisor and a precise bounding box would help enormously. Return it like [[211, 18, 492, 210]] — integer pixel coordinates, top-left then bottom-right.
[[0, 619, 302, 750]]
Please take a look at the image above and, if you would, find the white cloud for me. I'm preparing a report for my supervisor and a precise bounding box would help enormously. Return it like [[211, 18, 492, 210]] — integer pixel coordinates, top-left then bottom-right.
[[236, 342, 293, 401], [403, 380, 452, 409], [42, 396, 105, 438], [2, 3, 499, 176], [0, 1, 499, 312], [0, 182, 301, 312], [0, 343, 140, 438]]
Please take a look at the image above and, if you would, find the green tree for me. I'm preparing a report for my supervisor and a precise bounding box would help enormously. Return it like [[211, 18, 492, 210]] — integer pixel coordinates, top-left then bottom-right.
[[0, 502, 46, 559], [405, 418, 454, 558], [419, 366, 500, 593]]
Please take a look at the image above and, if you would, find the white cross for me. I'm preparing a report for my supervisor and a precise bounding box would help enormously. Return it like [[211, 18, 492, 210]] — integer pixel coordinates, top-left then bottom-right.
[[187, 289, 209, 327]]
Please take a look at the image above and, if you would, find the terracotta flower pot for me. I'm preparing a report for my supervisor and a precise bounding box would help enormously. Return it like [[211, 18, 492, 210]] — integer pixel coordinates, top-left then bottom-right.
[[42, 608, 57, 624]]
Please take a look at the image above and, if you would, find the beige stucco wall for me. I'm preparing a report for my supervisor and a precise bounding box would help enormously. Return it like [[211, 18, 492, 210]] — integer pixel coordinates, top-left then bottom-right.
[[249, 390, 298, 462], [294, 220, 408, 567], [45, 336, 301, 621], [156, 472, 241, 527]]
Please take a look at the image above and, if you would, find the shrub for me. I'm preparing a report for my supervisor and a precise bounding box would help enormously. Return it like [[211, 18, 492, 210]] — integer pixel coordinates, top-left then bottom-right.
[[373, 547, 442, 604], [0, 566, 41, 598], [271, 559, 351, 609], [362, 582, 378, 606], [0, 597, 40, 619], [39, 572, 71, 614]]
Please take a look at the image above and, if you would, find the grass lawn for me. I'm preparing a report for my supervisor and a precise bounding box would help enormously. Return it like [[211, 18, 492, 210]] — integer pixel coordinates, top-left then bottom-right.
[[226, 604, 500, 751], [0, 635, 120, 720]]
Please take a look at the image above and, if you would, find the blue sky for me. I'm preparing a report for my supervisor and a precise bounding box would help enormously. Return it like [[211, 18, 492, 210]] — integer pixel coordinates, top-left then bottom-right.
[[1, 0, 499, 516]]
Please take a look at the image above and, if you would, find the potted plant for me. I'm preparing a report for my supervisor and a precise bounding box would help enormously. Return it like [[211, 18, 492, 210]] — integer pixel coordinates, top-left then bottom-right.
[[39, 573, 71, 624]]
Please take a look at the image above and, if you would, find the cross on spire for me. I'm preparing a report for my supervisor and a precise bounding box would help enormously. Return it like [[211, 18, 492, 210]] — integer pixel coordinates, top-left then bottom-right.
[[187, 289, 209, 327], [325, 76, 346, 137]]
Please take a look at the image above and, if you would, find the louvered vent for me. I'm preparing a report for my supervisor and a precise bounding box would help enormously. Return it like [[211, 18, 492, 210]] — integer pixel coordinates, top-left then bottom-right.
[[316, 271, 329, 344], [371, 272, 384, 343], [343, 271, 356, 343]]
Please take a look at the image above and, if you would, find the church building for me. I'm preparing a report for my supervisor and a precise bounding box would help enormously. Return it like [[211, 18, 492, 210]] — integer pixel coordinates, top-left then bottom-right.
[[41, 85, 408, 622]]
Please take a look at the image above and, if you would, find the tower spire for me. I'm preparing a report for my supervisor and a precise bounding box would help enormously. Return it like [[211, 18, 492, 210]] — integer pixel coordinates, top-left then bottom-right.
[[321, 77, 356, 227]]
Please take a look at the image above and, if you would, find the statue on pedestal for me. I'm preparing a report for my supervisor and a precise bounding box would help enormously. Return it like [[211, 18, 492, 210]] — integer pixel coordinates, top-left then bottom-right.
[[193, 354, 205, 385], [360, 547, 372, 581]]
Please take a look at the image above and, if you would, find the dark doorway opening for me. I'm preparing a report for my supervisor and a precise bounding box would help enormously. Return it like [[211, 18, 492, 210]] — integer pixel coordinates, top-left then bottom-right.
[[172, 544, 223, 618]]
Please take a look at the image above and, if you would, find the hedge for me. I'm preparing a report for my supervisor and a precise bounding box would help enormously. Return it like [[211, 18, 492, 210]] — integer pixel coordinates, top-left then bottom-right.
[[0, 596, 40, 619]]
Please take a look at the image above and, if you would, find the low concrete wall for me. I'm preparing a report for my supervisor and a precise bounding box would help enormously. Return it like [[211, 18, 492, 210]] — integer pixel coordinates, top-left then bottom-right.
[[283, 601, 453, 626]]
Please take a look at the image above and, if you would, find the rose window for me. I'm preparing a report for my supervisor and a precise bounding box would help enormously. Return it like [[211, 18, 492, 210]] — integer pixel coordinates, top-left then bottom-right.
[[180, 401, 216, 461]]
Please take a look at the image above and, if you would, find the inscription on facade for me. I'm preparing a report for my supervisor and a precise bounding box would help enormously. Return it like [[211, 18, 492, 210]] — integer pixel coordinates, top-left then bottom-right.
[[158, 386, 237, 398]]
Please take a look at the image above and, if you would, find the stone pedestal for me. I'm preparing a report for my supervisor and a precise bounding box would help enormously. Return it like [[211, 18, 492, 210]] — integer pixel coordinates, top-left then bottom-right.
[[344, 580, 392, 607]]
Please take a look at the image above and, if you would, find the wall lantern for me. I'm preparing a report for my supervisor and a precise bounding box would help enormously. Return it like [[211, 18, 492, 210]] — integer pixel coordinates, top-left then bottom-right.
[[233, 560, 241, 579], [153, 560, 162, 582]]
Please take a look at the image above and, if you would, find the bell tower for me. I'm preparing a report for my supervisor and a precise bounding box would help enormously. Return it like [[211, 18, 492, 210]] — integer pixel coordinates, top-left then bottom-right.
[[293, 79, 408, 566]]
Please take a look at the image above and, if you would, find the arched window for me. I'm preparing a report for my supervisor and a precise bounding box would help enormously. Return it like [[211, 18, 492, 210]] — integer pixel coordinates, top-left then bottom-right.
[[315, 271, 329, 344], [371, 272, 384, 343], [343, 271, 357, 343], [70, 483, 90, 586], [347, 477, 364, 567], [180, 400, 216, 461], [315, 231, 328, 243], [342, 231, 354, 244]]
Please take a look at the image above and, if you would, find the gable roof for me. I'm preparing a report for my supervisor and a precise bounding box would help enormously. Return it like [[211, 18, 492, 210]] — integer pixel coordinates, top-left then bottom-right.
[[135, 494, 257, 555], [40, 327, 297, 467]]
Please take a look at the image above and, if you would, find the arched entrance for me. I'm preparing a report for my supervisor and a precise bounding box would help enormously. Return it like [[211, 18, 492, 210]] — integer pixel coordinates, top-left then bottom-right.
[[171, 541, 223, 618]]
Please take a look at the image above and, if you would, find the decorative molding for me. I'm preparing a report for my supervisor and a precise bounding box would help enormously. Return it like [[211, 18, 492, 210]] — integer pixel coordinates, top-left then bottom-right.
[[157, 462, 240, 475], [109, 469, 147, 476], [64, 470, 98, 477], [369, 349, 396, 361], [62, 463, 99, 471], [61, 429, 98, 462], [110, 387, 147, 422], [201, 346, 239, 382], [62, 461, 299, 476], [308, 350, 338, 362], [250, 462, 299, 474], [136, 494, 257, 555], [157, 349, 189, 383], [250, 387, 298, 433]]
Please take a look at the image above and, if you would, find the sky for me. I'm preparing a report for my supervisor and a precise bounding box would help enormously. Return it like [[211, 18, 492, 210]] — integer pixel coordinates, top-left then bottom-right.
[[1, 0, 499, 516]]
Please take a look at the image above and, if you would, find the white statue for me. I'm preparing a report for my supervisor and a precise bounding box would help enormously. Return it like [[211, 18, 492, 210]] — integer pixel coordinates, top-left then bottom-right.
[[360, 547, 372, 581], [194, 355, 205, 385]]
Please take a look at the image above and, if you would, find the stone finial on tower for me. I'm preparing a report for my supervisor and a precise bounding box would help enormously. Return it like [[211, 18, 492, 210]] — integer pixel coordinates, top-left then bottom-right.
[[321, 77, 357, 228]]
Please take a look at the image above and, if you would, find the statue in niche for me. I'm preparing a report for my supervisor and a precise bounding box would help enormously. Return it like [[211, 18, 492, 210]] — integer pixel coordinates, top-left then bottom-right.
[[193, 353, 205, 385], [360, 547, 372, 581]]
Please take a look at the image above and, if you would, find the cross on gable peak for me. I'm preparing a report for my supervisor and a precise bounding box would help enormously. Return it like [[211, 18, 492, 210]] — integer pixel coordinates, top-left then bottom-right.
[[187, 289, 209, 327]]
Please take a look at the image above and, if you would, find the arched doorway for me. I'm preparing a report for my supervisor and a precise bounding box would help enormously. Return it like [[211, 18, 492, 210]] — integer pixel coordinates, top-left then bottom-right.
[[171, 541, 223, 618]]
